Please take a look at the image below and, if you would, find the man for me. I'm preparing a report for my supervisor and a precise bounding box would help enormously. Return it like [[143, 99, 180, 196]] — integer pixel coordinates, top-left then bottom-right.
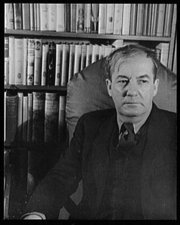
[[22, 45, 176, 220]]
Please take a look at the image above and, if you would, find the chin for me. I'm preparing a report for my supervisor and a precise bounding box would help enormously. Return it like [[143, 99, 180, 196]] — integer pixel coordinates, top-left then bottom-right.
[[120, 108, 143, 117]]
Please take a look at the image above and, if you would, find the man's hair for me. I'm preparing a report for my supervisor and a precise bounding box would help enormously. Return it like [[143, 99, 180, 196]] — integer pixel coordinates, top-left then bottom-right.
[[104, 44, 160, 81]]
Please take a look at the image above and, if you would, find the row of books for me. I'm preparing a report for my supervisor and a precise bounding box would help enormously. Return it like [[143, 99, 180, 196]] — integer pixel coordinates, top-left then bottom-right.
[[4, 36, 117, 86], [4, 91, 66, 145], [4, 36, 170, 86], [4, 3, 175, 37]]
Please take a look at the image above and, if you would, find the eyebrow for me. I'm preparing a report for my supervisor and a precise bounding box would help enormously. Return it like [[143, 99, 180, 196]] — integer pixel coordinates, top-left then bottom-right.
[[116, 74, 151, 79]]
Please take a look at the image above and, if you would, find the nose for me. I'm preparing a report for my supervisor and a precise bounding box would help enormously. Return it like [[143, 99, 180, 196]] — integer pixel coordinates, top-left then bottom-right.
[[126, 80, 138, 96]]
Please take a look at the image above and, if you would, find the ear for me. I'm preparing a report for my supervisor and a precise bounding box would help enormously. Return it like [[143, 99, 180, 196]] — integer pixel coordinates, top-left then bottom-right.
[[153, 78, 159, 97], [106, 79, 112, 97]]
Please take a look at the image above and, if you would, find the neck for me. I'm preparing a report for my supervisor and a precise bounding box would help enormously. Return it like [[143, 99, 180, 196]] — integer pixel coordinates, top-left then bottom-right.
[[116, 105, 152, 132]]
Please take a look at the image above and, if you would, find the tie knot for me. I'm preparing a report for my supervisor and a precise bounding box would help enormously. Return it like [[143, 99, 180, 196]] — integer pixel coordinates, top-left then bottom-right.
[[121, 123, 134, 135]]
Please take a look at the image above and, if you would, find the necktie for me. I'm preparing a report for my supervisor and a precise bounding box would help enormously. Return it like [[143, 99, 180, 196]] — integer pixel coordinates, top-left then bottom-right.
[[118, 123, 137, 148]]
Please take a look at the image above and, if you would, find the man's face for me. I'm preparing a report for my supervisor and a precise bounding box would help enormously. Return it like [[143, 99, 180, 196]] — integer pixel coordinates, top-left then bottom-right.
[[106, 54, 159, 119]]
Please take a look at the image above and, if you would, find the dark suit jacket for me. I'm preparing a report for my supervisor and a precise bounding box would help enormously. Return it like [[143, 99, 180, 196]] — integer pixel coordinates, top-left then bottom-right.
[[24, 104, 177, 220]]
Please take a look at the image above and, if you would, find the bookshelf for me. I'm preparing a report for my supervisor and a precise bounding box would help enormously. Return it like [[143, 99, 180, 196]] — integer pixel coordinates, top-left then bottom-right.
[[4, 3, 177, 219]]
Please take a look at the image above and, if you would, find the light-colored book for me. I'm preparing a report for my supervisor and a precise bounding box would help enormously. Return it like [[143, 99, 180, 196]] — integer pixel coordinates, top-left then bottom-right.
[[84, 4, 91, 33], [147, 4, 153, 36], [17, 92, 23, 141], [106, 4, 114, 34], [86, 44, 93, 67], [74, 44, 82, 74], [98, 45, 105, 59], [158, 43, 169, 67], [150, 4, 158, 36], [34, 3, 37, 30], [91, 44, 99, 63], [56, 4, 65, 32], [98, 4, 107, 34], [36, 4, 40, 31], [80, 44, 87, 70], [112, 39, 124, 48], [9, 36, 15, 85], [4, 37, 9, 85], [68, 44, 75, 81], [48, 4, 56, 31], [30, 3, 34, 31], [40, 4, 48, 31], [22, 3, 30, 30], [5, 3, 14, 29], [22, 38, 28, 85], [41, 44, 49, 86], [91, 4, 99, 33], [163, 4, 174, 37], [34, 39, 42, 85], [14, 38, 24, 85], [156, 4, 166, 36], [113, 4, 124, 35], [136, 4, 144, 36], [76, 4, 84, 32], [55, 43, 63, 86], [27, 39, 35, 85], [122, 4, 131, 35], [61, 44, 70, 86], [104, 45, 113, 57]]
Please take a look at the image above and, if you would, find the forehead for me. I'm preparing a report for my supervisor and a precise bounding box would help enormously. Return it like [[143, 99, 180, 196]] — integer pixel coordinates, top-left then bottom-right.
[[112, 54, 154, 78]]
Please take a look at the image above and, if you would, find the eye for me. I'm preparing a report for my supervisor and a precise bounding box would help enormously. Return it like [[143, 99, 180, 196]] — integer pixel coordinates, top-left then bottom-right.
[[118, 79, 128, 84], [138, 79, 148, 84]]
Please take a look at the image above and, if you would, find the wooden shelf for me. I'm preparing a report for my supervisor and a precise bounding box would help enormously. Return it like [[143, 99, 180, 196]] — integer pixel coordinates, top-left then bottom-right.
[[4, 29, 171, 42], [4, 84, 67, 93]]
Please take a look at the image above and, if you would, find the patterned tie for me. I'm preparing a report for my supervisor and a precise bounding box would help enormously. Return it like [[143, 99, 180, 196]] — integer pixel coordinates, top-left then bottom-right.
[[118, 123, 137, 148]]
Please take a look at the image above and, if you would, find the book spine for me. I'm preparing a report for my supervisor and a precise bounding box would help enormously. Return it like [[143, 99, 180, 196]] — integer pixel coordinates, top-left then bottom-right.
[[104, 45, 113, 57], [159, 43, 169, 67], [13, 3, 22, 30], [98, 4, 107, 34], [22, 3, 30, 30], [113, 4, 124, 35], [27, 93, 33, 142], [14, 38, 23, 85], [68, 44, 75, 81], [80, 44, 87, 71], [56, 4, 65, 32], [6, 3, 14, 29], [9, 36, 15, 85], [34, 39, 42, 85], [61, 44, 69, 86], [47, 42, 56, 86], [58, 96, 66, 142], [33, 3, 37, 30], [86, 44, 92, 67], [163, 4, 174, 37], [76, 4, 84, 32], [99, 45, 105, 59], [156, 4, 166, 36], [136, 4, 144, 36], [48, 4, 56, 31], [36, 4, 40, 31], [40, 4, 48, 31], [151, 4, 158, 36], [41, 44, 49, 86], [92, 44, 99, 63], [4, 92, 6, 142], [122, 4, 131, 35], [44, 93, 59, 143], [106, 4, 114, 34], [22, 95, 28, 142], [55, 44, 63, 86], [32, 92, 45, 143], [17, 92, 23, 142], [129, 4, 137, 36], [147, 4, 152, 36], [22, 38, 28, 85], [30, 3, 34, 31], [74, 45, 82, 74], [65, 4, 70, 32], [142, 4, 149, 36], [6, 92, 18, 144], [84, 4, 91, 33], [91, 4, 99, 33], [4, 37, 9, 85], [70, 4, 76, 32], [27, 39, 35, 85]]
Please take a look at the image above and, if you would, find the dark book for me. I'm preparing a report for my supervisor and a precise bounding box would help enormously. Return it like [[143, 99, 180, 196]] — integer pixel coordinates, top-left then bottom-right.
[[65, 4, 70, 32], [47, 42, 56, 86], [13, 3, 22, 30], [32, 92, 45, 143]]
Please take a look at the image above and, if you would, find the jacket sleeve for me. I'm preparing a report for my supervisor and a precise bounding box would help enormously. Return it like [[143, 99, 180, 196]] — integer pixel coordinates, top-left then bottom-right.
[[22, 115, 86, 219]]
